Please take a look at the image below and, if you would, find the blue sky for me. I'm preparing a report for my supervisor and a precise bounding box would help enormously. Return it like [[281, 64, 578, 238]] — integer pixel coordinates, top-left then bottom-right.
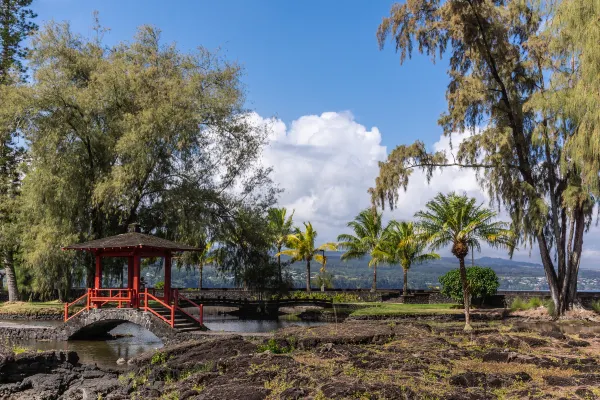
[[33, 1, 600, 267], [35, 0, 449, 149]]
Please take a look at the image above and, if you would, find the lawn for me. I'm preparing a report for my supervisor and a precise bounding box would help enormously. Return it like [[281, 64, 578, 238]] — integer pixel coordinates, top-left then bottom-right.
[[0, 300, 65, 316], [350, 303, 462, 317]]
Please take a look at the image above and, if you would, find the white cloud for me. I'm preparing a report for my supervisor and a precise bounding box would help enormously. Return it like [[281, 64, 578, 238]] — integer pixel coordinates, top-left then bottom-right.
[[258, 111, 600, 268], [259, 111, 386, 242]]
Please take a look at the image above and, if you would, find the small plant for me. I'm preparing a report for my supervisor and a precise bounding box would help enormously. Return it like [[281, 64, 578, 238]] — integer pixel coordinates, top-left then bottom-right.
[[591, 300, 600, 314], [12, 345, 28, 355], [151, 351, 168, 365], [509, 297, 527, 311], [257, 338, 292, 354], [192, 384, 205, 393]]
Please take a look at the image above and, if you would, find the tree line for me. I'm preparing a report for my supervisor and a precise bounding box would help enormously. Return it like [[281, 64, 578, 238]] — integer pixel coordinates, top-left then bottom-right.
[[269, 192, 511, 330], [0, 4, 278, 301], [373, 0, 600, 316]]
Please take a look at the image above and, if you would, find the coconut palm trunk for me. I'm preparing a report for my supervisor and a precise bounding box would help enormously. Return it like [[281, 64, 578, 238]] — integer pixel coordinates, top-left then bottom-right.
[[277, 245, 282, 285], [199, 263, 204, 291], [306, 260, 311, 292], [458, 256, 471, 328], [4, 250, 18, 301], [403, 267, 408, 295], [371, 265, 377, 292]]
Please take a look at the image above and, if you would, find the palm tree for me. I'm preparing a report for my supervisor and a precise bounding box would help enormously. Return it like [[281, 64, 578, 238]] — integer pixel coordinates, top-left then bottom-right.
[[374, 221, 440, 295], [416, 193, 513, 330], [278, 222, 336, 292], [315, 249, 336, 291], [267, 207, 295, 284], [337, 208, 386, 292], [196, 241, 217, 291]]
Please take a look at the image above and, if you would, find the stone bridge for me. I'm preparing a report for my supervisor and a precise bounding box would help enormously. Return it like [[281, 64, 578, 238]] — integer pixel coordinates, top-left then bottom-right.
[[57, 308, 180, 342]]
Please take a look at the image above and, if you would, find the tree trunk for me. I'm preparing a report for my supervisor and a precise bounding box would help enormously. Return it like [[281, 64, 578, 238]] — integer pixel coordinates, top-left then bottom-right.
[[371, 265, 377, 292], [458, 256, 471, 330], [306, 260, 311, 292], [537, 233, 562, 315], [199, 264, 203, 291], [278, 252, 282, 285], [403, 267, 408, 295], [4, 250, 18, 301]]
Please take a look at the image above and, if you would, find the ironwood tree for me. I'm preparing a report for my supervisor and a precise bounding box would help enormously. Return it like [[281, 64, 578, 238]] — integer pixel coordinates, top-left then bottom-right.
[[0, 0, 36, 301], [12, 21, 276, 298], [373, 0, 599, 314]]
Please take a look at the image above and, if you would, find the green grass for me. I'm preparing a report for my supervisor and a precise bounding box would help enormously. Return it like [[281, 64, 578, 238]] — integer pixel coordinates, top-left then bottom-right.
[[350, 303, 461, 317], [0, 301, 66, 315], [591, 300, 600, 314], [12, 345, 29, 355], [509, 297, 555, 316]]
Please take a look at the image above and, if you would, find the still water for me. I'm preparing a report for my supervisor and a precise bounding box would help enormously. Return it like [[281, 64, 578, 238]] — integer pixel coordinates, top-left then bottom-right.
[[1, 312, 328, 370]]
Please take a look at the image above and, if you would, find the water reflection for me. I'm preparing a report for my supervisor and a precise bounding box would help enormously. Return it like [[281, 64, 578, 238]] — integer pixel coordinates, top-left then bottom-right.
[[203, 314, 327, 333], [12, 323, 163, 370]]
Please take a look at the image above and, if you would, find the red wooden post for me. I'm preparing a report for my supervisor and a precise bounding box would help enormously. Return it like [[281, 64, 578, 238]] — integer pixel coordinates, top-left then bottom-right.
[[144, 288, 148, 312], [170, 303, 175, 328], [200, 304, 203, 325], [64, 302, 68, 322], [164, 251, 172, 304], [133, 254, 140, 308], [94, 254, 102, 289], [127, 256, 134, 308]]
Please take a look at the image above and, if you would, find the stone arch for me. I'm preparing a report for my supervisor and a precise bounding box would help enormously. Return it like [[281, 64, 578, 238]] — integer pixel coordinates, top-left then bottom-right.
[[59, 308, 176, 341]]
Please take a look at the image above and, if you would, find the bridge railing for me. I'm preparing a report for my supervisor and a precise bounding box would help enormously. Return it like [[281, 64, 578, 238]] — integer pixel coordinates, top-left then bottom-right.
[[173, 289, 203, 326], [140, 289, 175, 328], [64, 289, 90, 322], [90, 289, 134, 308]]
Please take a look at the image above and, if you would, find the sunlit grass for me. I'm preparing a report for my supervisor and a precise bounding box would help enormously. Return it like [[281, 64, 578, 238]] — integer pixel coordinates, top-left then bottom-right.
[[0, 300, 65, 315], [350, 303, 461, 316]]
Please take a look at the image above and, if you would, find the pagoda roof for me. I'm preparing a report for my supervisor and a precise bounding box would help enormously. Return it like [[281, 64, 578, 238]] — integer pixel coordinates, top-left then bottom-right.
[[62, 232, 199, 253]]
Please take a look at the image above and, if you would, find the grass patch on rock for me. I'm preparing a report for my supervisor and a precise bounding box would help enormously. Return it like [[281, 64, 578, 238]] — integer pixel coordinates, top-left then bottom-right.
[[350, 303, 461, 317]]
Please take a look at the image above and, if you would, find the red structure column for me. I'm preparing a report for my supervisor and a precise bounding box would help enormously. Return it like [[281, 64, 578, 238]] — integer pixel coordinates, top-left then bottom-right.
[[133, 254, 140, 308], [127, 256, 134, 307], [164, 251, 172, 304], [94, 254, 102, 289]]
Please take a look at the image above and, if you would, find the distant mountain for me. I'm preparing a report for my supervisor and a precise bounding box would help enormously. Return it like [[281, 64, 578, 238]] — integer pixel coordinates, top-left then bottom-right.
[[143, 252, 600, 291], [475, 256, 542, 268]]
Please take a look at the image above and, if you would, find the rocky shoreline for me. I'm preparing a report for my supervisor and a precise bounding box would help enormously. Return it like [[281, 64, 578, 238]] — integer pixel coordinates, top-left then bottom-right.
[[2, 319, 600, 399]]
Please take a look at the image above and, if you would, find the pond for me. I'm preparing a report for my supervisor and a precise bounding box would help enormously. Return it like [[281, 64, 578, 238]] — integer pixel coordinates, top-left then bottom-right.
[[0, 312, 328, 370]]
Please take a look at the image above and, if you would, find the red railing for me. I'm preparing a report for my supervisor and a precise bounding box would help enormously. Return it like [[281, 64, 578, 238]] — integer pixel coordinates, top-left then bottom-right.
[[90, 288, 133, 308], [64, 290, 90, 322], [64, 288, 204, 329], [141, 289, 175, 328], [173, 289, 204, 326]]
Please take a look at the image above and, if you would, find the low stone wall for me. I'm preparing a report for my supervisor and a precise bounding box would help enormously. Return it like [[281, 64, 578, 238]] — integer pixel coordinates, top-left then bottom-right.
[[0, 312, 62, 321], [0, 325, 58, 341]]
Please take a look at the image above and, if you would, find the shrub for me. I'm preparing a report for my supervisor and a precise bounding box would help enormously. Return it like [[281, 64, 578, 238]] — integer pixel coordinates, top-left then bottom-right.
[[439, 266, 500, 304], [154, 281, 165, 290], [285, 291, 362, 303]]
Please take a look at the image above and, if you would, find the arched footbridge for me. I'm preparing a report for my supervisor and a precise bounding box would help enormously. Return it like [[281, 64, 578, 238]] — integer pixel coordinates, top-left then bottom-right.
[[61, 289, 206, 340]]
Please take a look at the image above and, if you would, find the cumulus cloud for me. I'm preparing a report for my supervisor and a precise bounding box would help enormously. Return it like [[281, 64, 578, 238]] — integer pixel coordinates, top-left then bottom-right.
[[258, 111, 600, 268], [259, 111, 386, 242]]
